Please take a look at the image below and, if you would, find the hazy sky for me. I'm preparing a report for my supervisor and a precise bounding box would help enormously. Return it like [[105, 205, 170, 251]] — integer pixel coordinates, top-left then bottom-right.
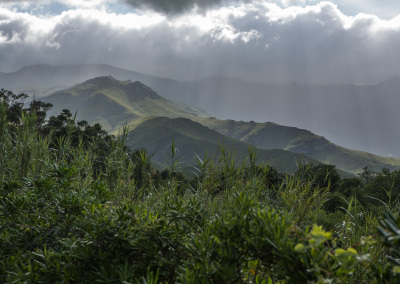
[[1, 0, 400, 84]]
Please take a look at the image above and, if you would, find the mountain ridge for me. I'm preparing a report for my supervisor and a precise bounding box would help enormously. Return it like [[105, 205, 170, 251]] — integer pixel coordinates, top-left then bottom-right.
[[0, 64, 178, 98], [4, 63, 400, 157], [125, 116, 324, 175], [199, 118, 400, 173], [38, 75, 400, 175]]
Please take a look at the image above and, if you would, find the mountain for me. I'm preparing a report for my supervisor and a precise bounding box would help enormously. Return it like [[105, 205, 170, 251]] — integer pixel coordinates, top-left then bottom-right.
[[41, 76, 207, 132], [125, 117, 322, 174], [158, 77, 400, 157], [40, 76, 400, 175], [3, 64, 400, 156], [0, 64, 177, 98], [199, 118, 400, 174], [40, 76, 322, 174]]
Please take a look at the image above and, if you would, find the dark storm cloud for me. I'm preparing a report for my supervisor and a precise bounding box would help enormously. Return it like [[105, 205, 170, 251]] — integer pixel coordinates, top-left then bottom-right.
[[124, 0, 226, 15]]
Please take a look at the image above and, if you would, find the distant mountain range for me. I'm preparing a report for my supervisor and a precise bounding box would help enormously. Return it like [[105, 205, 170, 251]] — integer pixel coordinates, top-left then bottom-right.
[[2, 63, 400, 157], [38, 75, 400, 175]]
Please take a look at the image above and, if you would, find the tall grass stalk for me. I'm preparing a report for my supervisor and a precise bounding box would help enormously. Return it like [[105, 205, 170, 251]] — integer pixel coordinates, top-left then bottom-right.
[[277, 172, 329, 228]]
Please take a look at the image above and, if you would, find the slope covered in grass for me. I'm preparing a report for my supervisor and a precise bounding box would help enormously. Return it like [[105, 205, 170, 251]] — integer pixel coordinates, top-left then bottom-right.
[[42, 76, 208, 132], [40, 76, 399, 175], [126, 117, 323, 174], [200, 117, 400, 173]]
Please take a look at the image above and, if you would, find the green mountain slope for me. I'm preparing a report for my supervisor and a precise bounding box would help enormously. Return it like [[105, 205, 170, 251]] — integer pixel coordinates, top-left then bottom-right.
[[41, 76, 399, 175], [42, 76, 208, 132], [199, 118, 400, 173], [125, 117, 322, 174]]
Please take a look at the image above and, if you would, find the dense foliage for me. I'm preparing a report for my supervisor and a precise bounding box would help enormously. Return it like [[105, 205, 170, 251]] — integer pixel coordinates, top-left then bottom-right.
[[1, 90, 400, 283]]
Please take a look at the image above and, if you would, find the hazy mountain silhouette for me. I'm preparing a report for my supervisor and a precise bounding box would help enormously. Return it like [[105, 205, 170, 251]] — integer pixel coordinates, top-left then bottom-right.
[[0, 64, 176, 97]]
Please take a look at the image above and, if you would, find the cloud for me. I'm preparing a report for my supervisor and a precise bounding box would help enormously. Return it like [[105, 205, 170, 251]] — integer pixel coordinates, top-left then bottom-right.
[[0, 0, 110, 9], [331, 0, 400, 20], [279, 0, 307, 7], [0, 1, 400, 84], [124, 0, 226, 15]]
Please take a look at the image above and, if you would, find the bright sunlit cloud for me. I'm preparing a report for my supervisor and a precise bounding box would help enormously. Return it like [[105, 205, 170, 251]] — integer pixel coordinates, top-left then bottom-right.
[[274, 0, 400, 20]]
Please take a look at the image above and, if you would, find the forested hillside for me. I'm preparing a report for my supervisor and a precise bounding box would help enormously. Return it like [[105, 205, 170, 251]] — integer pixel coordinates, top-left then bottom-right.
[[2, 89, 400, 282]]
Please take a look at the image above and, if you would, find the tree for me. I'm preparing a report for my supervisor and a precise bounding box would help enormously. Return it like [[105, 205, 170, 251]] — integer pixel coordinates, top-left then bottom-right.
[[0, 89, 28, 125], [26, 99, 53, 126], [360, 166, 375, 184]]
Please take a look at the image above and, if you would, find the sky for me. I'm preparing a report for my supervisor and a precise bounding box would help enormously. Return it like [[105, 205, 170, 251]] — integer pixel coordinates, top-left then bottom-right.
[[1, 0, 400, 84]]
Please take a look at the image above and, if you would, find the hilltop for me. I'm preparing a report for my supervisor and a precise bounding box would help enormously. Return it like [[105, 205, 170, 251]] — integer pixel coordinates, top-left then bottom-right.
[[42, 76, 207, 132]]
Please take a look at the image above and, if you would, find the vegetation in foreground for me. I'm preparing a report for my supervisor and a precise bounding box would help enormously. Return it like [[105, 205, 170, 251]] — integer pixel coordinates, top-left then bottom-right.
[[2, 89, 400, 283]]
